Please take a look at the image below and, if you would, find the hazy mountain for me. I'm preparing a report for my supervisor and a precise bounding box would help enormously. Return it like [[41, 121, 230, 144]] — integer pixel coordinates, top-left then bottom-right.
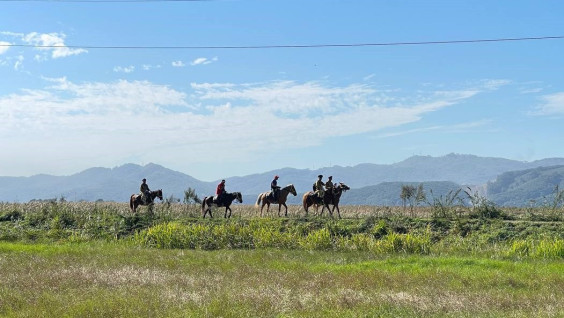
[[1, 153, 564, 205], [0, 163, 215, 203], [487, 165, 564, 206]]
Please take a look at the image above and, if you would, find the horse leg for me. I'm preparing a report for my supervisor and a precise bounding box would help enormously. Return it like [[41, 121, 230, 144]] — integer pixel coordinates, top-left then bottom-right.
[[334, 205, 341, 219], [320, 204, 326, 217], [326, 204, 333, 218], [283, 203, 288, 217]]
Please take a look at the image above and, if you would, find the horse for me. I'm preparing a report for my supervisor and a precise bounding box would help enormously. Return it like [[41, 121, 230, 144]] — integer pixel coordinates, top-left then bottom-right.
[[130, 189, 163, 213], [201, 192, 243, 218], [255, 184, 297, 217], [302, 183, 350, 218]]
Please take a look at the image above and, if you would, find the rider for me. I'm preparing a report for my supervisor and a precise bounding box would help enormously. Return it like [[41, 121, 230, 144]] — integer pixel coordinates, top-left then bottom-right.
[[314, 174, 325, 199], [140, 178, 151, 204], [325, 176, 334, 193], [215, 179, 226, 203], [271, 175, 280, 201]]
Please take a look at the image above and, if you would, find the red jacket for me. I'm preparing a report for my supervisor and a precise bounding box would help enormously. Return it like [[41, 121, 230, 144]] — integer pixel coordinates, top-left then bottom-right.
[[216, 182, 225, 195]]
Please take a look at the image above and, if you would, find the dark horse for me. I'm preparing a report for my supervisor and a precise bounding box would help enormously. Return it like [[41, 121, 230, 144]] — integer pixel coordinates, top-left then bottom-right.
[[255, 184, 297, 217], [302, 183, 350, 218], [130, 189, 163, 213], [201, 192, 243, 218]]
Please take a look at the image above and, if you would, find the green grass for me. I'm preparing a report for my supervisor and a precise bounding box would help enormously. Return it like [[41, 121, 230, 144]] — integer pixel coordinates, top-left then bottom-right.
[[1, 242, 563, 317], [1, 202, 564, 316]]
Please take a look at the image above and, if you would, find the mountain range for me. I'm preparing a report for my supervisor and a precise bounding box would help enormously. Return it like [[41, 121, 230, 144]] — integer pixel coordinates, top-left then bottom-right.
[[1, 153, 564, 206]]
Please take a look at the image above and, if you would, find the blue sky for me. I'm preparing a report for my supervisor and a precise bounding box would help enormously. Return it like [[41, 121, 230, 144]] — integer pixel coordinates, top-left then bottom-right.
[[1, 0, 563, 181]]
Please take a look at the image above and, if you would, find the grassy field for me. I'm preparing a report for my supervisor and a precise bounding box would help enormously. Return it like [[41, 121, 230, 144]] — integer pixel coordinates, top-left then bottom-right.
[[1, 201, 563, 317]]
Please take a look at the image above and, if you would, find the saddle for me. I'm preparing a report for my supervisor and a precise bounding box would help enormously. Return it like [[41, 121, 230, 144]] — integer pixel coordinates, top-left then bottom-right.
[[307, 191, 324, 204], [212, 196, 224, 206], [138, 193, 152, 205], [267, 190, 278, 201]]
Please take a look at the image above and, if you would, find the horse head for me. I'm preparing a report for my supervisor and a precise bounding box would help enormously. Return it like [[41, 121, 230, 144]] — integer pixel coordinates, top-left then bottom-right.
[[156, 189, 163, 201], [286, 184, 297, 196], [338, 183, 350, 192], [235, 192, 243, 203]]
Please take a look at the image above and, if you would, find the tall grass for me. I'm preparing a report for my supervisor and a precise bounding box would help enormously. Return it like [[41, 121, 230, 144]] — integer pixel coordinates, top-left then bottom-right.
[[508, 239, 564, 259], [1, 201, 563, 259]]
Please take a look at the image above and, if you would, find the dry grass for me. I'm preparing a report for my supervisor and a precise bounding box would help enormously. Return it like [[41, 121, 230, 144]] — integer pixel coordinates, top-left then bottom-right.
[[1, 243, 563, 317]]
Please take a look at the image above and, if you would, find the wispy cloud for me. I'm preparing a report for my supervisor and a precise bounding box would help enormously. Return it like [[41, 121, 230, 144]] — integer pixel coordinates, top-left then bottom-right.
[[172, 60, 186, 67], [0, 41, 10, 55], [530, 92, 564, 116], [190, 57, 218, 66], [142, 64, 161, 71], [0, 78, 492, 176], [376, 119, 493, 138], [113, 65, 135, 73]]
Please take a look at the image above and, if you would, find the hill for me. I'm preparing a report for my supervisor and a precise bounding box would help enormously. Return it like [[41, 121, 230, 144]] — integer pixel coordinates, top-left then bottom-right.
[[487, 165, 564, 206], [1, 153, 564, 205], [340, 181, 462, 206]]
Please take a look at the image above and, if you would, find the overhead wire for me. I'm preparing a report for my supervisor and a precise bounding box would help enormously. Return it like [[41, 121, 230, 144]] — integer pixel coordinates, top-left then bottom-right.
[[0, 0, 216, 2], [1, 35, 563, 50]]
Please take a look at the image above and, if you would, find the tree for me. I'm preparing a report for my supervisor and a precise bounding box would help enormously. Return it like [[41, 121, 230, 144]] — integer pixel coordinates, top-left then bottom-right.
[[183, 187, 201, 204], [400, 184, 416, 210], [401, 184, 426, 216]]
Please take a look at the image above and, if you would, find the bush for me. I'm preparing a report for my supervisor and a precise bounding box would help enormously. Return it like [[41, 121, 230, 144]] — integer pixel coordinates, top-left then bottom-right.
[[298, 228, 333, 250], [507, 239, 564, 259]]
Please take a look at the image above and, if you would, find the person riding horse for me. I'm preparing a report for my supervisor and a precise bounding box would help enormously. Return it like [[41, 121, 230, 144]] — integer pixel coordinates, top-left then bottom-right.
[[325, 176, 334, 193], [214, 179, 226, 204], [140, 178, 151, 204], [314, 175, 325, 200], [270, 175, 280, 201]]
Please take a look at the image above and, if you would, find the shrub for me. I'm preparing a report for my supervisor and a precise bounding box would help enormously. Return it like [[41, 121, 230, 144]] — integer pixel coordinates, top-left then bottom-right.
[[298, 228, 333, 250]]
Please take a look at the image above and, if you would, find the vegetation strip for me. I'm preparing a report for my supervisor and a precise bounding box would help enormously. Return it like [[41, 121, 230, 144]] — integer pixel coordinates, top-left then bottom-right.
[[1, 242, 563, 317]]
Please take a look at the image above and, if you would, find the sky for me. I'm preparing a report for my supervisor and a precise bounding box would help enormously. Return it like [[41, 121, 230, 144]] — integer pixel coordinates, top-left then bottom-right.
[[1, 0, 563, 181]]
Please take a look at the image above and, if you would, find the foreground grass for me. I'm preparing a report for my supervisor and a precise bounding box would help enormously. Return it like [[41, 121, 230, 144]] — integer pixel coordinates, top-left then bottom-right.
[[1, 241, 563, 317]]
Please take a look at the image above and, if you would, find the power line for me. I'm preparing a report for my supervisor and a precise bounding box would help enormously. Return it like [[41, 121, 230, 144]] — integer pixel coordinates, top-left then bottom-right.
[[1, 35, 563, 50], [23, 0, 218, 1]]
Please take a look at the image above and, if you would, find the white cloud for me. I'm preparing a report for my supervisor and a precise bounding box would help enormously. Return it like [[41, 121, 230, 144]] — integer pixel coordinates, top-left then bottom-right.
[[142, 64, 161, 70], [531, 92, 564, 116], [172, 60, 186, 67], [113, 65, 135, 73], [0, 78, 487, 176], [481, 79, 511, 90], [0, 41, 10, 55], [14, 55, 24, 70], [22, 32, 87, 59], [190, 56, 218, 66], [376, 119, 493, 138]]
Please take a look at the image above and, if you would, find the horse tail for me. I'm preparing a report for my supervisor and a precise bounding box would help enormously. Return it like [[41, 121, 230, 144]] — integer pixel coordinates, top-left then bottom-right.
[[255, 193, 262, 207], [201, 197, 207, 213], [302, 192, 309, 211]]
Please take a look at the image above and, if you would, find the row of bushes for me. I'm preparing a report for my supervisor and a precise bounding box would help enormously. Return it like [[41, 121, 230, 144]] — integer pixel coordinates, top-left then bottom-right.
[[134, 221, 432, 254], [133, 221, 564, 258]]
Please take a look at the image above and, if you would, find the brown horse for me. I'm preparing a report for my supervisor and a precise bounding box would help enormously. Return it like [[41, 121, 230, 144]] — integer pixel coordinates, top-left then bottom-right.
[[130, 189, 163, 213], [255, 184, 297, 217], [201, 192, 243, 218], [302, 183, 350, 218]]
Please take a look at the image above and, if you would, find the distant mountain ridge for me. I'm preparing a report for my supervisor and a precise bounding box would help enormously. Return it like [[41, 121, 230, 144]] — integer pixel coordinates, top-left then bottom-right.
[[487, 165, 564, 206], [1, 153, 564, 206]]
